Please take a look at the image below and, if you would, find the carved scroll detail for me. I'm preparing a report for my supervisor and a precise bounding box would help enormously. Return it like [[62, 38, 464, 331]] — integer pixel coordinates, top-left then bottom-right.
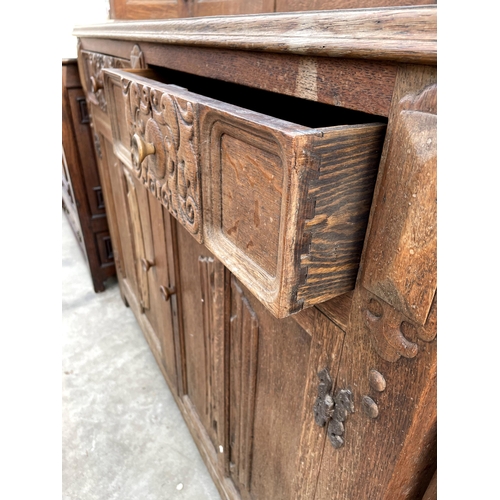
[[363, 287, 436, 363], [82, 51, 131, 112], [229, 277, 259, 489], [123, 78, 202, 241]]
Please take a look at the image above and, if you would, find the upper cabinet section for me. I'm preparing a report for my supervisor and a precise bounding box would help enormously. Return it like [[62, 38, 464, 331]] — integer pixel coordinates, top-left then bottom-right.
[[103, 68, 385, 318], [108, 0, 436, 20]]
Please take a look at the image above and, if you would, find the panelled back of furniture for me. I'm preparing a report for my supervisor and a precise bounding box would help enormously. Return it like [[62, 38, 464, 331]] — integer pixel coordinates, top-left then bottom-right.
[[74, 6, 436, 499]]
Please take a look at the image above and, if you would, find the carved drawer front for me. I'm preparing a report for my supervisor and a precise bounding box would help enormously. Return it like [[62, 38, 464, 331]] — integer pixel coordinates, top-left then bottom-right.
[[79, 50, 131, 113], [103, 68, 386, 318]]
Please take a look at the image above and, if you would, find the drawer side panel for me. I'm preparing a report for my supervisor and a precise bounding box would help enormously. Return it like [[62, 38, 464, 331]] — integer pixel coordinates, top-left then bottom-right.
[[296, 124, 386, 307]]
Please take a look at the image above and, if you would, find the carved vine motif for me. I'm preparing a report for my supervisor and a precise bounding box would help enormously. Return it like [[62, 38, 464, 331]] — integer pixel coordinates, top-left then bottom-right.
[[313, 368, 354, 449], [363, 288, 436, 363], [123, 78, 202, 241]]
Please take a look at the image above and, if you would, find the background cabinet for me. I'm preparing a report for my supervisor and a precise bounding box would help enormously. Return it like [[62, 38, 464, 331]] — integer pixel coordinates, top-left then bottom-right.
[[62, 59, 116, 292]]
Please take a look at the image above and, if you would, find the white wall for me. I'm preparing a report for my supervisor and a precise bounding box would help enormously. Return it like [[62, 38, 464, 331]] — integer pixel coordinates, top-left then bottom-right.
[[61, 0, 110, 58]]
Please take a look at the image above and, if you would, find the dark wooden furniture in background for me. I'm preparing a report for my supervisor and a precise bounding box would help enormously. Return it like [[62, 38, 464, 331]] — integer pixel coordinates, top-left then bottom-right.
[[62, 59, 116, 292], [74, 5, 437, 499]]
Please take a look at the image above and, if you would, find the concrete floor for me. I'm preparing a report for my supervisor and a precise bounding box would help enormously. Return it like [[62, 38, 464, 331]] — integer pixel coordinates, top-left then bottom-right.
[[62, 212, 221, 500]]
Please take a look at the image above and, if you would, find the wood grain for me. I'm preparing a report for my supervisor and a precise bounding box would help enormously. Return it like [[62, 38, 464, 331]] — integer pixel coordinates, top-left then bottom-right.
[[296, 123, 386, 310], [314, 285, 436, 499], [77, 17, 438, 500], [103, 67, 385, 318], [422, 470, 437, 500], [191, 0, 275, 17], [316, 291, 353, 331], [74, 6, 437, 64], [229, 279, 312, 500], [81, 39, 397, 116], [293, 308, 345, 498], [227, 277, 259, 492], [313, 64, 437, 500], [276, 0, 436, 11], [145, 191, 179, 388], [361, 82, 437, 325]]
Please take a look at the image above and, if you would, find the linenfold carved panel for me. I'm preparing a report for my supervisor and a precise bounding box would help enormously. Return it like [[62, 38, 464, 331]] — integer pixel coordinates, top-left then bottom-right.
[[122, 78, 203, 242], [229, 277, 259, 490]]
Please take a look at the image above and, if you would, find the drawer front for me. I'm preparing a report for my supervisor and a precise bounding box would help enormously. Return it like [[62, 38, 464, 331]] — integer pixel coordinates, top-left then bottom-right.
[[104, 69, 204, 242], [103, 68, 385, 318], [79, 50, 131, 113]]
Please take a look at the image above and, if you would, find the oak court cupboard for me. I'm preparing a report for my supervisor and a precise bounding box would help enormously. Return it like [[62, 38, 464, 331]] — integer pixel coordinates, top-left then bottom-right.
[[73, 4, 437, 498]]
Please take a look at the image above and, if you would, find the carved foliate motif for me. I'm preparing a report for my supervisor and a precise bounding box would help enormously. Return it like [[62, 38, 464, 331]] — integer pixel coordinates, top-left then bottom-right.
[[83, 52, 130, 112], [122, 78, 202, 241]]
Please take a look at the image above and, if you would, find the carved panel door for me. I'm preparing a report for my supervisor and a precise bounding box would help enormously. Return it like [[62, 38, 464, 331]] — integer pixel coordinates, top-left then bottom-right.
[[223, 278, 347, 500], [124, 170, 180, 390], [92, 114, 180, 391], [172, 221, 226, 462]]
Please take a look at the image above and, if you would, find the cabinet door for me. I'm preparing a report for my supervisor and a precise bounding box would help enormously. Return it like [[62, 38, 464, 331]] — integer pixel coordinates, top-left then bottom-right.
[[225, 277, 346, 500], [173, 221, 226, 454], [118, 165, 181, 391], [91, 98, 182, 397]]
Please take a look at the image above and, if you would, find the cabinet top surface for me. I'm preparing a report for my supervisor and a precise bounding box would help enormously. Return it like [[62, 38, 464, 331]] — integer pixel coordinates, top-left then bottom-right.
[[73, 5, 436, 64]]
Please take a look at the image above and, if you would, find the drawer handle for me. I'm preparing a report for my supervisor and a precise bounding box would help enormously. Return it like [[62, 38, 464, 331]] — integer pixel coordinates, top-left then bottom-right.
[[159, 285, 176, 302], [90, 76, 102, 94], [131, 133, 155, 168], [141, 258, 154, 272]]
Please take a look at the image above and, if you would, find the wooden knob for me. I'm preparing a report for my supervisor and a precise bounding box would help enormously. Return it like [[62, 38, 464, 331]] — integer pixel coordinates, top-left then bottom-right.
[[160, 285, 176, 302], [90, 76, 102, 94], [131, 133, 155, 168], [141, 258, 154, 272]]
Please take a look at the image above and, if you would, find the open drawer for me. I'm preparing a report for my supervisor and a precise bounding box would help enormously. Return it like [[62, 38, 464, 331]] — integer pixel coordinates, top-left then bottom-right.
[[103, 67, 386, 318]]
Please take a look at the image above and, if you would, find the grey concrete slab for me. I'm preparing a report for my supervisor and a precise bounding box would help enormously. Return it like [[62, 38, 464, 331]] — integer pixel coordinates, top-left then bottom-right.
[[62, 212, 221, 500]]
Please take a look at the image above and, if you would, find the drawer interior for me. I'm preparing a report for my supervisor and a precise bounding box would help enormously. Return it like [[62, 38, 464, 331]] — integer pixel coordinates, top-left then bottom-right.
[[147, 65, 387, 128]]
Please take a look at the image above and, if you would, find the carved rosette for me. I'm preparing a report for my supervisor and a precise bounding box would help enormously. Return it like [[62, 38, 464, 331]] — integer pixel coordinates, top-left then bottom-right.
[[122, 78, 202, 241]]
